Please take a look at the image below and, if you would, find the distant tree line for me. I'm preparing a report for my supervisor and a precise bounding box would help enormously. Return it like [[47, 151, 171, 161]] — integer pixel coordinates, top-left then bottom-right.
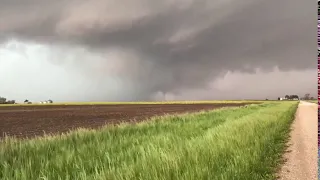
[[277, 93, 315, 101], [0, 97, 16, 104], [300, 93, 315, 100], [0, 96, 53, 104], [284, 95, 299, 100]]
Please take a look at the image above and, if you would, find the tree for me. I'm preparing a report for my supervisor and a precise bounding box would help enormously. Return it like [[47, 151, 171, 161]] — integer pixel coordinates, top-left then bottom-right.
[[6, 100, 15, 104], [285, 95, 290, 99], [303, 93, 310, 100], [0, 97, 6, 104], [24, 99, 29, 103], [310, 97, 315, 100], [290, 95, 299, 100]]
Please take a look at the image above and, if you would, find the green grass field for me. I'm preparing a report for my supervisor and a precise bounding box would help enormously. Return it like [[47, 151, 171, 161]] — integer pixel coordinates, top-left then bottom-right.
[[0, 101, 298, 180]]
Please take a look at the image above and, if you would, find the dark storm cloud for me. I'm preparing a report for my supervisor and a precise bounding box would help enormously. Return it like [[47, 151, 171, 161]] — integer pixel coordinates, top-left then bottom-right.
[[0, 0, 315, 100]]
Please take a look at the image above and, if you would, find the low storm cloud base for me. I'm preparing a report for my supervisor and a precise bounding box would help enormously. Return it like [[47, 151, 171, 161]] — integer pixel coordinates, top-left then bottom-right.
[[0, 0, 316, 101]]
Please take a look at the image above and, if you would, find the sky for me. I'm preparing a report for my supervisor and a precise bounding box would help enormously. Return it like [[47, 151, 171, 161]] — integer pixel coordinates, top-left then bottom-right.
[[0, 0, 316, 102]]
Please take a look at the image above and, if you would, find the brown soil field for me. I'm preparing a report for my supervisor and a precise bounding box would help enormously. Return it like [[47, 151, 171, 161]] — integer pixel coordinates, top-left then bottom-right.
[[0, 103, 254, 139]]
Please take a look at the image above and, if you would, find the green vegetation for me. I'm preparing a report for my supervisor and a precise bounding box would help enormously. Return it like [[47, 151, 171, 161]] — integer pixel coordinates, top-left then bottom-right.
[[0, 102, 298, 180], [306, 100, 317, 104]]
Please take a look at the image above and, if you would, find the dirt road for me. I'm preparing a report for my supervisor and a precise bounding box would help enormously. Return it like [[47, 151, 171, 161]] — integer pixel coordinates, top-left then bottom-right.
[[278, 101, 318, 180]]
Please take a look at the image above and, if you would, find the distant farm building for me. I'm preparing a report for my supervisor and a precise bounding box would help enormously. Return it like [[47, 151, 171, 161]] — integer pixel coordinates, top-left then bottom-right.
[[39, 100, 53, 104], [278, 95, 299, 101], [24, 100, 32, 104]]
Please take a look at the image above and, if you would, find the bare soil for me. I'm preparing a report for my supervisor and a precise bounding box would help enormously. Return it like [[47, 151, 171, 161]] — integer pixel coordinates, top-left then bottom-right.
[[0, 103, 252, 139]]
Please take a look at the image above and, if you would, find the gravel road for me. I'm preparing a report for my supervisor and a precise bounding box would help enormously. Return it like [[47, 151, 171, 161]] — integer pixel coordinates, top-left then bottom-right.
[[278, 101, 318, 180]]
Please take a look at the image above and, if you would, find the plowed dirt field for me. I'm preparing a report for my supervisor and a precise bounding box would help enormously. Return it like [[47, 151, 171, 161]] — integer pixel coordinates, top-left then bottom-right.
[[0, 103, 253, 139]]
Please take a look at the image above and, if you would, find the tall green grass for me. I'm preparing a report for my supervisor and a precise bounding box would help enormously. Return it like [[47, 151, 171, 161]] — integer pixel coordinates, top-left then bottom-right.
[[0, 102, 298, 180]]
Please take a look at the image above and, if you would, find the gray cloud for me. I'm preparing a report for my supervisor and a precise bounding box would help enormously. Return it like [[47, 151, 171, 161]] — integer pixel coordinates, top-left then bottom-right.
[[0, 0, 316, 101]]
